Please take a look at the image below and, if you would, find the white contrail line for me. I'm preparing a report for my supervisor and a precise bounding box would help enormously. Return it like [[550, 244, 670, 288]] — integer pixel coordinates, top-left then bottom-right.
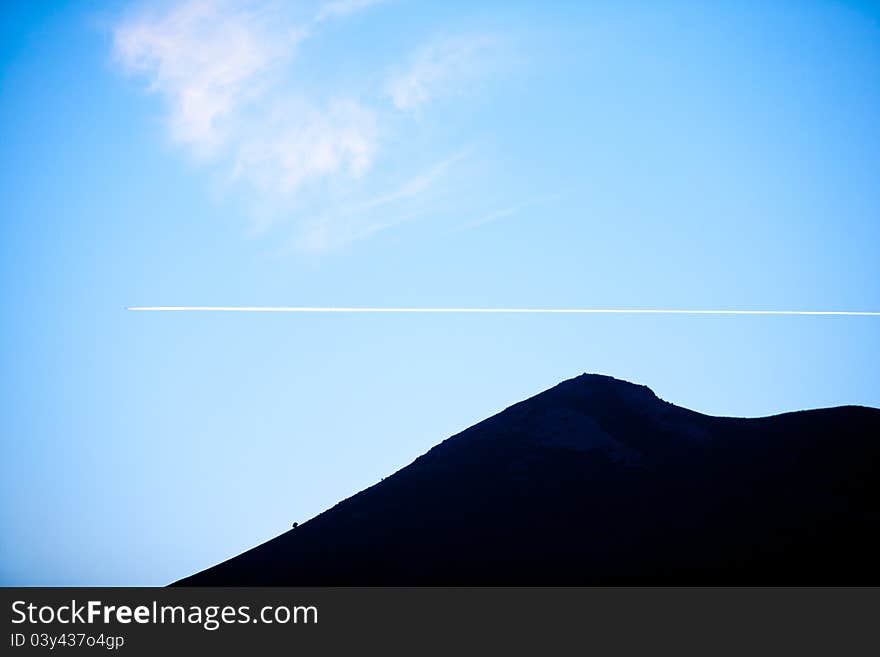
[[126, 307, 880, 316]]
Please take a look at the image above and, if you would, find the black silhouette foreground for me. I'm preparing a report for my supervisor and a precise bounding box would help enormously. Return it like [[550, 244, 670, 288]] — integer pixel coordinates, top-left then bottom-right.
[[176, 374, 880, 585]]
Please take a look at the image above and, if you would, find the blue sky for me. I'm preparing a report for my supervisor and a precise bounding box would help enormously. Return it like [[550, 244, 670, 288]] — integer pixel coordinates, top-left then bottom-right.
[[1, 0, 879, 585]]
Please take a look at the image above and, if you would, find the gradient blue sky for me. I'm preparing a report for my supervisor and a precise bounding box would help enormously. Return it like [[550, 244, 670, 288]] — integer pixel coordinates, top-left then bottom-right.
[[2, 0, 879, 585]]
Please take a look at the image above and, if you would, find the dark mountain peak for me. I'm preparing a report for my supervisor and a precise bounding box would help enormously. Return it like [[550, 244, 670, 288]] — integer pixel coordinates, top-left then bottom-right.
[[503, 373, 667, 422], [431, 372, 703, 464], [175, 375, 880, 586], [550, 372, 661, 405], [571, 371, 653, 390]]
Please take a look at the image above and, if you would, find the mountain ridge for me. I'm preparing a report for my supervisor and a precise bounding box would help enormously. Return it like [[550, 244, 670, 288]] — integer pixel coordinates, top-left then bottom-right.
[[175, 373, 880, 585]]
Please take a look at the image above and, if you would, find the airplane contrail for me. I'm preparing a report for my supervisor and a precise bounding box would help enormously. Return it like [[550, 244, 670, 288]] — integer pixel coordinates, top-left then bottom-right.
[[126, 307, 880, 316]]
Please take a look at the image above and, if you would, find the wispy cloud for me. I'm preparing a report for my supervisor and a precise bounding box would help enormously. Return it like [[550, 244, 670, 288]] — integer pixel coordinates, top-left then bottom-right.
[[386, 35, 500, 112], [114, 0, 502, 250], [314, 0, 386, 23], [296, 151, 468, 251], [345, 150, 466, 215], [457, 205, 521, 231], [455, 192, 565, 232]]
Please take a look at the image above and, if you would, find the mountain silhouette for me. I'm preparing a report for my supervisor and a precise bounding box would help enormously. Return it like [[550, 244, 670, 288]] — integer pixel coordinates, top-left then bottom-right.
[[176, 374, 880, 585]]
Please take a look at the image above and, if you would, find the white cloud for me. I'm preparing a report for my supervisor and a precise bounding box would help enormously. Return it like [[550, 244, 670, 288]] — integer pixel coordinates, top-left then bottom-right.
[[114, 0, 297, 151], [115, 0, 382, 211], [231, 99, 378, 198], [386, 35, 498, 112], [114, 0, 502, 250]]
